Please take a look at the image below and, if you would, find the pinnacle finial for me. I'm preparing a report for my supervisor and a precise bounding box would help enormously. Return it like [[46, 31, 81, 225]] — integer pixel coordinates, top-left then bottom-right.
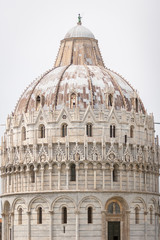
[[77, 14, 82, 25]]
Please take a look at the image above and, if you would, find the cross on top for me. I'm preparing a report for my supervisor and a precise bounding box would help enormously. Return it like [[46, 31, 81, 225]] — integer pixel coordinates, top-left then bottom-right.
[[78, 14, 82, 25]]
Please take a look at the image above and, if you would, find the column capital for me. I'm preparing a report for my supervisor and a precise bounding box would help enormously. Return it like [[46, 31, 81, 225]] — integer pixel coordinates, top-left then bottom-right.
[[48, 210, 54, 215], [144, 211, 148, 215], [74, 210, 80, 215], [125, 210, 131, 214], [26, 211, 31, 215]]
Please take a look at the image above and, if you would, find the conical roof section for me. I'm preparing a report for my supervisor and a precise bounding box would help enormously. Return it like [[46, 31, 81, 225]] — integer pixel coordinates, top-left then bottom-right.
[[54, 21, 104, 67]]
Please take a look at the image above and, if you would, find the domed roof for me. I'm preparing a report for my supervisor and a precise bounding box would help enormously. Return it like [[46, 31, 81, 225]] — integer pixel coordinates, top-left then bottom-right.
[[14, 19, 145, 115], [15, 65, 145, 114], [65, 24, 95, 39]]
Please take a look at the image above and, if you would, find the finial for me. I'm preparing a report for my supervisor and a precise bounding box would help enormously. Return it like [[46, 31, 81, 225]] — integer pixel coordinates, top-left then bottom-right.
[[77, 14, 82, 25]]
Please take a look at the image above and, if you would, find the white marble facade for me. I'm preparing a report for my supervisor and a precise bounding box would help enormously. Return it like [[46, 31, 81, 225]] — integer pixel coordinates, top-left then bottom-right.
[[1, 21, 160, 240]]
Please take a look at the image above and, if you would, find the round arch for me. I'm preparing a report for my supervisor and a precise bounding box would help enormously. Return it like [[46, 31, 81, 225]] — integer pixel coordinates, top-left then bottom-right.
[[28, 195, 50, 212], [11, 197, 26, 212], [51, 195, 76, 211], [78, 196, 103, 211]]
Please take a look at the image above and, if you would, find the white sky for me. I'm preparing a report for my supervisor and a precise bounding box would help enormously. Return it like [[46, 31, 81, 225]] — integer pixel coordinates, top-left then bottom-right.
[[0, 0, 160, 138]]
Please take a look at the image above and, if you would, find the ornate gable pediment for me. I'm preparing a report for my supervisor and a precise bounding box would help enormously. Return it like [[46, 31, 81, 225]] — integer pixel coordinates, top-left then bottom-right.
[[137, 146, 144, 163], [106, 142, 119, 161], [54, 141, 66, 162], [88, 141, 102, 161], [123, 144, 133, 162], [70, 142, 84, 161], [38, 143, 49, 162], [13, 147, 20, 164], [82, 105, 97, 123], [24, 144, 33, 163]]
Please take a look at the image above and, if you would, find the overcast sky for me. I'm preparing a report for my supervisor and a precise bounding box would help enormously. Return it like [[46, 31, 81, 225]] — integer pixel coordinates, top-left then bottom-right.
[[0, 0, 160, 138]]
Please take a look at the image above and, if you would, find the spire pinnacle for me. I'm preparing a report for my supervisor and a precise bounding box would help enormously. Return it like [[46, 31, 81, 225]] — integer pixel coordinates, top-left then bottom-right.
[[77, 14, 82, 25]]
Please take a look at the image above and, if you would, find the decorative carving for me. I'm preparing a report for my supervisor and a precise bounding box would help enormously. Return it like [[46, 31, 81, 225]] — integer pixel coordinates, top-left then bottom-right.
[[106, 142, 118, 161], [70, 142, 84, 161], [137, 146, 143, 163], [54, 141, 66, 162], [38, 143, 49, 162], [24, 145, 33, 163], [88, 141, 101, 161], [123, 144, 133, 162]]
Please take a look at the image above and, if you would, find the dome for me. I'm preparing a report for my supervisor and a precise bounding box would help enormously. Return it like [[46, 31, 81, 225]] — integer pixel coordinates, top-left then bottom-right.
[[14, 21, 145, 114], [15, 65, 145, 114], [64, 24, 95, 39]]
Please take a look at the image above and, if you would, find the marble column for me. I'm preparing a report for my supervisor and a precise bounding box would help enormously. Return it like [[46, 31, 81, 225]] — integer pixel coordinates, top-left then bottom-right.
[[75, 210, 79, 240], [93, 166, 96, 190], [144, 172, 147, 191], [58, 166, 61, 190], [102, 166, 105, 190], [110, 167, 113, 190], [7, 174, 9, 193], [76, 165, 79, 190], [119, 167, 122, 190], [85, 165, 87, 190], [27, 211, 31, 240], [66, 166, 69, 190], [2, 213, 5, 240], [49, 166, 52, 190], [26, 167, 30, 192], [41, 165, 44, 191], [35, 168, 37, 191], [125, 210, 130, 240], [139, 170, 142, 191], [101, 211, 106, 240], [49, 210, 54, 240], [11, 212, 14, 240], [133, 168, 136, 190], [144, 211, 148, 240]]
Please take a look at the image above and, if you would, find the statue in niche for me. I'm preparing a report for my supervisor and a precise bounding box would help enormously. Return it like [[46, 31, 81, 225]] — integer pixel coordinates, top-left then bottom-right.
[[26, 154, 31, 163], [109, 153, 115, 160], [138, 156, 143, 162], [56, 153, 62, 162], [93, 153, 98, 161], [125, 154, 130, 162], [40, 154, 46, 162], [74, 152, 80, 161]]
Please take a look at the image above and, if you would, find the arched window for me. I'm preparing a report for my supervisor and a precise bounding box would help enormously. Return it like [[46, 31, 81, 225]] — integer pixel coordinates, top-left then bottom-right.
[[113, 165, 118, 182], [30, 165, 35, 183], [70, 93, 76, 108], [108, 94, 113, 107], [39, 124, 45, 138], [62, 124, 67, 137], [70, 164, 76, 181], [110, 125, 116, 138], [130, 126, 134, 138], [36, 95, 41, 110], [62, 207, 67, 224], [108, 202, 120, 214], [125, 135, 127, 144], [86, 123, 92, 137], [88, 207, 93, 223], [150, 208, 153, 224], [18, 208, 22, 225], [22, 126, 26, 141], [135, 207, 139, 224], [37, 207, 42, 224], [135, 98, 138, 112]]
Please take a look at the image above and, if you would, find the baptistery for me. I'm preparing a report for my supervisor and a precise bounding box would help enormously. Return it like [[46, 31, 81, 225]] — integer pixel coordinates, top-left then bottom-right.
[[1, 17, 160, 240]]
